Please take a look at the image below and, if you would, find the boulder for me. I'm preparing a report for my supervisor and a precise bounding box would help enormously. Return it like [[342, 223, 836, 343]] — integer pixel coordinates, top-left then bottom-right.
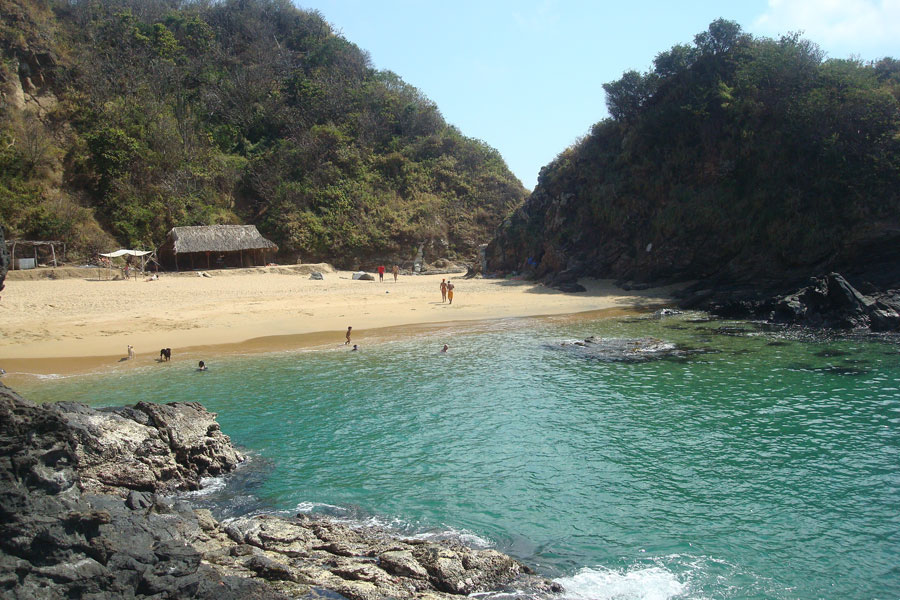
[[352, 271, 375, 281], [309, 272, 324, 280], [51, 400, 244, 496]]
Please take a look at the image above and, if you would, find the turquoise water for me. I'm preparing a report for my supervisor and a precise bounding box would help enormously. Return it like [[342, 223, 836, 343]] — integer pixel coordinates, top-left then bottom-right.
[[14, 313, 900, 599]]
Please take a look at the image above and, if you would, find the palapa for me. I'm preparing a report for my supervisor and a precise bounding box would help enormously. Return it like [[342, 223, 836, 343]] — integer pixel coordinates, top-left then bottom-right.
[[157, 225, 278, 271]]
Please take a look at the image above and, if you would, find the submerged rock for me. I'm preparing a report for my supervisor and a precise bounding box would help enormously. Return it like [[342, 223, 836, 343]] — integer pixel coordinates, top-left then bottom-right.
[[551, 336, 710, 362], [0, 384, 559, 600]]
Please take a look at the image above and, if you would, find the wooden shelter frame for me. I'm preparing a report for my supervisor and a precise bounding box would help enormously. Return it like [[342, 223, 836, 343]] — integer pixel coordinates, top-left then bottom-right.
[[5, 240, 66, 269]]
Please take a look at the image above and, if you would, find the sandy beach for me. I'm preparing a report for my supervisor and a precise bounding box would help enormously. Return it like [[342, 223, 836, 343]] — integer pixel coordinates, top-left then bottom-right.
[[0, 265, 680, 378]]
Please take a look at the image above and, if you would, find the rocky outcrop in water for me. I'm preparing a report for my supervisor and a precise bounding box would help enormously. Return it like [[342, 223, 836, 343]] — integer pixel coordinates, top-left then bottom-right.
[[551, 335, 710, 362], [683, 273, 900, 332], [0, 385, 284, 600], [0, 384, 560, 600]]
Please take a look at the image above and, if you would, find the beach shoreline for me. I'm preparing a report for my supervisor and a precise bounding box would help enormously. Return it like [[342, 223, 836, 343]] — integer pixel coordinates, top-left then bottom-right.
[[0, 266, 682, 381]]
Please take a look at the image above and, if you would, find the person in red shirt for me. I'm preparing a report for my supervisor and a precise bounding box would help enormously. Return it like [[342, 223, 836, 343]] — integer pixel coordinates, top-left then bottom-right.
[[378, 265, 385, 282]]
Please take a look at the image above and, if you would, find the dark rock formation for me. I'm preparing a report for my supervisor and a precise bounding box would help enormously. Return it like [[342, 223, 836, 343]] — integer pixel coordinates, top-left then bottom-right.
[[0, 385, 561, 599], [686, 273, 900, 331], [0, 384, 285, 600]]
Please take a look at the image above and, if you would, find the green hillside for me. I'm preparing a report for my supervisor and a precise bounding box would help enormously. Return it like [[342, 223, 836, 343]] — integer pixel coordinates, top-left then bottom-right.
[[486, 20, 900, 289], [0, 0, 526, 265]]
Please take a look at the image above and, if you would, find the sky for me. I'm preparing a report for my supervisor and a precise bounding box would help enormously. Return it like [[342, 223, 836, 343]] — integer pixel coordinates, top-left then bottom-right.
[[296, 0, 900, 191]]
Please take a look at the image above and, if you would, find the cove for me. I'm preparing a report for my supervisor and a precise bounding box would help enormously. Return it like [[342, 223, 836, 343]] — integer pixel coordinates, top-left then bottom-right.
[[15, 312, 900, 600]]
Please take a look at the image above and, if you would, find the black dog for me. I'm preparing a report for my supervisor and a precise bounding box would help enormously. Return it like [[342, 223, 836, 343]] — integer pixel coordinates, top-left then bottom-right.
[[160, 348, 172, 361]]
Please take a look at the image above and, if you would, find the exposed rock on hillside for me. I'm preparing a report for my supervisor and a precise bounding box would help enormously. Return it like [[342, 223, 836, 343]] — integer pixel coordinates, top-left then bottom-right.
[[0, 385, 561, 599]]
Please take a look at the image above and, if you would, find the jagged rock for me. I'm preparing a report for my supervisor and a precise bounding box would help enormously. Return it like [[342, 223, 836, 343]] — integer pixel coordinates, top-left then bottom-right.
[[703, 273, 900, 331], [48, 400, 244, 495], [0, 384, 288, 600], [309, 272, 324, 280], [352, 271, 375, 281], [0, 385, 559, 599]]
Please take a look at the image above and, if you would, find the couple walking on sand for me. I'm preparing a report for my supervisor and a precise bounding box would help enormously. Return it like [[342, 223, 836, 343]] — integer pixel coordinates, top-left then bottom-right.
[[378, 265, 400, 282], [440, 279, 455, 304]]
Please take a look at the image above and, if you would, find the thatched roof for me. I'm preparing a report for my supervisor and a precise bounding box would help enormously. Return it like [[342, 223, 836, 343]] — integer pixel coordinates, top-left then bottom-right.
[[164, 225, 277, 254]]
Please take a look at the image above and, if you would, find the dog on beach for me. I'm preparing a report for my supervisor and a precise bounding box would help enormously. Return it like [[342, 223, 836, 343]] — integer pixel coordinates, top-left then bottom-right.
[[127, 345, 135, 360], [160, 348, 172, 362]]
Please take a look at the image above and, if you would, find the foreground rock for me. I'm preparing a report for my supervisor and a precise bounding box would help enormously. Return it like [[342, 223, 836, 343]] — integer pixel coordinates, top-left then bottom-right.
[[0, 386, 283, 600], [683, 273, 900, 331], [0, 385, 561, 599]]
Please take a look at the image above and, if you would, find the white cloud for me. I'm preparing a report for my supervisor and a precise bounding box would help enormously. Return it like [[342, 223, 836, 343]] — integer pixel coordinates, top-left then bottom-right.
[[754, 0, 900, 52]]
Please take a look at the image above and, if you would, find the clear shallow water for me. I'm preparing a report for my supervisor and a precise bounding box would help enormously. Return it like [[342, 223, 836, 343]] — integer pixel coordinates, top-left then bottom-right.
[[14, 313, 900, 599]]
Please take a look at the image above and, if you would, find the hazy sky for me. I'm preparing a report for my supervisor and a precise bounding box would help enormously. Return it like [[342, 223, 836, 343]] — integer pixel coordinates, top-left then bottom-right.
[[297, 1, 900, 190]]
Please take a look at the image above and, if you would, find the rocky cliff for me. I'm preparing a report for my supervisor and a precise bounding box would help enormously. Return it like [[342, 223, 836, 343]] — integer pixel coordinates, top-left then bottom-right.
[[484, 22, 900, 324], [0, 385, 560, 600]]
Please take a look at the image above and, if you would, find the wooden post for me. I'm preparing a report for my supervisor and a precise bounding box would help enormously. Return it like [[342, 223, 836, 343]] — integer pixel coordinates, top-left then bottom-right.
[[50, 243, 57, 267], [206, 251, 210, 269], [175, 252, 179, 271], [11, 241, 16, 270], [190, 253, 194, 270], [239, 249, 243, 268]]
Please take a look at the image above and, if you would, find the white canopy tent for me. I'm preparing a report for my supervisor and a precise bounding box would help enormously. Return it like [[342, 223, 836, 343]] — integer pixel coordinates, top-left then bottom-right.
[[98, 249, 156, 280]]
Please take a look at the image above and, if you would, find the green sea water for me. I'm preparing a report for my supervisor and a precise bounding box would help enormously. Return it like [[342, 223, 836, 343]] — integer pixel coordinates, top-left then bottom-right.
[[12, 313, 900, 599]]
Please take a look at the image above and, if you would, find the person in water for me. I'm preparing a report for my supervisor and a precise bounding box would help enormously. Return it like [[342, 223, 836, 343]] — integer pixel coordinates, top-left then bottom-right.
[[345, 326, 352, 345], [197, 360, 208, 371], [352, 344, 359, 351], [441, 344, 449, 353]]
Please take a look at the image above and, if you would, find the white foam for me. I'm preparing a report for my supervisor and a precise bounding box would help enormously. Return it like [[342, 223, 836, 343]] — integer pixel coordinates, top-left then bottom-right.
[[181, 476, 227, 497], [411, 527, 492, 549], [295, 501, 346, 513], [555, 565, 685, 600]]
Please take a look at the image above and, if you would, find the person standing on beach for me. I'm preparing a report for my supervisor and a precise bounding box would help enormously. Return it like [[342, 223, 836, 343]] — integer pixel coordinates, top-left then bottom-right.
[[392, 265, 399, 282], [440, 279, 448, 303], [447, 280, 455, 304], [378, 265, 385, 282], [345, 326, 352, 345]]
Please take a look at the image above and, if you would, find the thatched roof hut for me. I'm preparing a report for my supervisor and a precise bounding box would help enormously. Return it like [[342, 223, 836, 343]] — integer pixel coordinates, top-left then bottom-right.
[[157, 225, 278, 271]]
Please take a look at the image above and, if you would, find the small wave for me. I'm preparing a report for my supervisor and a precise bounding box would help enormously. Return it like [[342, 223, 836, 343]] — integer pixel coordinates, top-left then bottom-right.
[[295, 501, 348, 514], [555, 565, 685, 600], [292, 503, 492, 549], [181, 476, 227, 497], [411, 527, 492, 549]]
